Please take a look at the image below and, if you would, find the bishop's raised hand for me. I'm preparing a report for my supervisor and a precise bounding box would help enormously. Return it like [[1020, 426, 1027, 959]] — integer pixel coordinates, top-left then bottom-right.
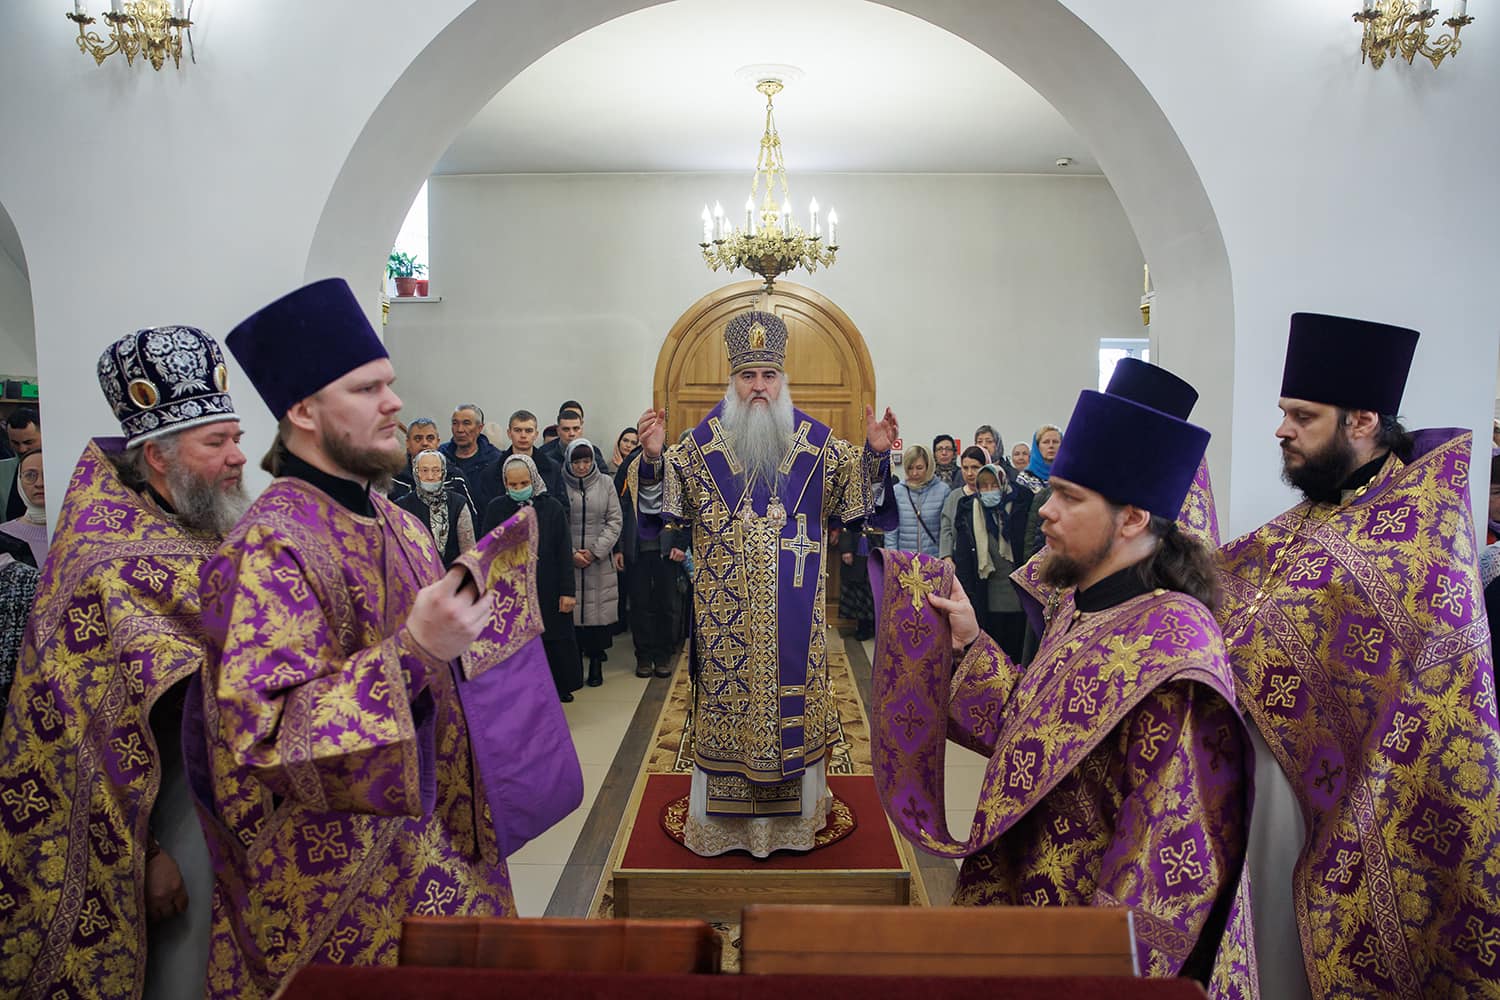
[[639, 406, 668, 459], [865, 404, 900, 454]]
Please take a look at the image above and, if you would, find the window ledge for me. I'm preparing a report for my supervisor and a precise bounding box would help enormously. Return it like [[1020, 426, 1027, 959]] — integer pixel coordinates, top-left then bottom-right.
[[389, 295, 443, 304]]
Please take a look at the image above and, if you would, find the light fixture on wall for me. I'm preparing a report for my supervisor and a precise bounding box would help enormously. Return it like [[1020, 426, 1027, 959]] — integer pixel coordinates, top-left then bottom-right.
[[1140, 265, 1154, 327], [698, 78, 838, 293], [1353, 0, 1474, 68], [66, 1, 194, 71]]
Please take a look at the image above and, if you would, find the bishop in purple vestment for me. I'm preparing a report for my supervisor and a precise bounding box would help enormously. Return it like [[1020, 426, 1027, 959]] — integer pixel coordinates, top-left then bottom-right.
[[1219, 313, 1500, 999], [0, 326, 248, 1000], [187, 280, 529, 998], [631, 310, 899, 857], [871, 390, 1257, 998]]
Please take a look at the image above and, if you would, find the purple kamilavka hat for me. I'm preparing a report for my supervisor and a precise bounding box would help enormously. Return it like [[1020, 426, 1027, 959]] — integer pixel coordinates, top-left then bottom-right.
[[1280, 312, 1418, 415], [226, 277, 389, 419], [1050, 390, 1210, 518], [1105, 357, 1199, 420]]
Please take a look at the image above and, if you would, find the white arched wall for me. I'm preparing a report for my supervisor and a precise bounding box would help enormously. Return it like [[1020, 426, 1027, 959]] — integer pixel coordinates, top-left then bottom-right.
[[0, 201, 36, 380], [307, 0, 1236, 521], [3, 1, 1496, 534]]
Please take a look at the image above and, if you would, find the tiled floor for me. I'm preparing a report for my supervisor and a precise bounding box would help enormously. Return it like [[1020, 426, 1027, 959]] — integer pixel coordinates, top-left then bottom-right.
[[505, 659, 656, 916]]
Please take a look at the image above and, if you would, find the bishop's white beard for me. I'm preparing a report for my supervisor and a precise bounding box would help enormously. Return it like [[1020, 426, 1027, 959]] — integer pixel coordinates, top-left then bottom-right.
[[720, 381, 795, 491]]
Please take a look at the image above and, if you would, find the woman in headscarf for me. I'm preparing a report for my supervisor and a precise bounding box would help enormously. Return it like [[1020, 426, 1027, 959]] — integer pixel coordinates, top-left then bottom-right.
[[891, 444, 950, 558], [938, 445, 988, 563], [483, 453, 582, 702], [951, 463, 1027, 662], [1013, 423, 1062, 560], [394, 449, 475, 568], [0, 449, 48, 568], [563, 439, 622, 687]]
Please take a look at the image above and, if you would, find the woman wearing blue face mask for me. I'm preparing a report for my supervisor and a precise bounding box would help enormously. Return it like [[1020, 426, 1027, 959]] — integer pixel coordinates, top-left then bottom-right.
[[483, 453, 582, 702], [951, 463, 1027, 662]]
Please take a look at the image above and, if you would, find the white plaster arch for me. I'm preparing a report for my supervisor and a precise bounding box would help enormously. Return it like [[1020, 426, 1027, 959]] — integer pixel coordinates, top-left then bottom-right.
[[305, 0, 1235, 515], [0, 199, 37, 386]]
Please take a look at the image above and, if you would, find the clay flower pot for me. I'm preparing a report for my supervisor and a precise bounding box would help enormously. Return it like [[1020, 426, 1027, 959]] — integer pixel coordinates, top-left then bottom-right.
[[394, 276, 419, 297], [415, 278, 429, 296]]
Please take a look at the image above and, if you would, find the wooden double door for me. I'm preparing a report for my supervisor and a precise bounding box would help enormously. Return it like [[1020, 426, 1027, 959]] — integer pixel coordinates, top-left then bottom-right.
[[653, 281, 876, 624]]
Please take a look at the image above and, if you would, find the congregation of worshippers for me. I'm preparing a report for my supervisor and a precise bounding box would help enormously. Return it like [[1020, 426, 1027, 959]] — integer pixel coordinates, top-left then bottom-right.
[[0, 284, 1498, 1000]]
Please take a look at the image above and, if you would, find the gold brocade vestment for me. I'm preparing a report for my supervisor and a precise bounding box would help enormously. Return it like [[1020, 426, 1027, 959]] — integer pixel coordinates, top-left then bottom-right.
[[1218, 430, 1500, 999]]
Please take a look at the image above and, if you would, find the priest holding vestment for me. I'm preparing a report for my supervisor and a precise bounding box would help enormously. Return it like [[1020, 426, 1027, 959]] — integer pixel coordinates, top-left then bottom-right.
[[188, 279, 527, 998], [632, 309, 898, 857], [871, 390, 1256, 998]]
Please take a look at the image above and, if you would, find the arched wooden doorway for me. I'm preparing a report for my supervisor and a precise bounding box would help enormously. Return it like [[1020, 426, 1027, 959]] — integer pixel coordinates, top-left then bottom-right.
[[654, 279, 876, 625]]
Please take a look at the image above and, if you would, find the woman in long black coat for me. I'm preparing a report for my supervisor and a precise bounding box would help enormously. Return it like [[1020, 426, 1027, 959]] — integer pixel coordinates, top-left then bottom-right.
[[483, 454, 583, 701]]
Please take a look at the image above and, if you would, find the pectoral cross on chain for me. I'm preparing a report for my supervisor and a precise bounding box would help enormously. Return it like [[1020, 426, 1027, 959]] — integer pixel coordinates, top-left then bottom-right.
[[700, 417, 743, 474], [778, 420, 822, 475], [780, 514, 821, 589]]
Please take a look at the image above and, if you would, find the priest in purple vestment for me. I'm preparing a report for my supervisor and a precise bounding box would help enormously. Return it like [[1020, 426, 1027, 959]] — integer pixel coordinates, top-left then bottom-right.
[[1218, 313, 1500, 999], [0, 326, 249, 1000], [631, 309, 899, 857], [189, 279, 522, 998], [870, 389, 1257, 998]]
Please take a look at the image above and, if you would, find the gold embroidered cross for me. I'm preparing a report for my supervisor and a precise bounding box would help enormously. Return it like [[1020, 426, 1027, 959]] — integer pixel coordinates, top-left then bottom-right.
[[893, 702, 924, 740], [78, 898, 109, 936], [1412, 807, 1461, 854], [1288, 556, 1328, 583], [779, 514, 821, 589], [1137, 716, 1173, 761], [1099, 633, 1152, 685], [1371, 505, 1411, 536], [325, 925, 361, 962], [68, 604, 107, 644], [1343, 624, 1385, 664], [1008, 750, 1037, 791], [1329, 848, 1361, 884], [1067, 675, 1101, 715], [1352, 935, 1381, 969], [1382, 711, 1422, 754], [2, 779, 47, 822], [1459, 915, 1500, 967], [1160, 839, 1204, 887], [777, 420, 822, 475], [1432, 574, 1470, 616], [1454, 459, 1471, 489], [416, 880, 458, 916], [1152, 612, 1196, 648], [86, 506, 127, 531], [305, 820, 348, 864], [30, 690, 61, 731], [272, 564, 311, 604], [109, 733, 149, 770], [899, 795, 929, 826], [897, 558, 939, 614], [1266, 674, 1301, 710], [898, 615, 932, 646], [131, 559, 169, 590], [699, 417, 743, 474]]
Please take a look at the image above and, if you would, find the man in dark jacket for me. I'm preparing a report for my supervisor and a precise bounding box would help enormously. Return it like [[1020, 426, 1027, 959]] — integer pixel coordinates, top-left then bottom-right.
[[539, 404, 606, 471], [439, 402, 502, 483], [615, 445, 683, 677], [475, 409, 564, 513]]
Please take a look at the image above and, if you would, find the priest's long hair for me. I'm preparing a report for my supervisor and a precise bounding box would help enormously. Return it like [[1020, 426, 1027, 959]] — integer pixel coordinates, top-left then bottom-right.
[[720, 378, 796, 490], [1130, 514, 1223, 612]]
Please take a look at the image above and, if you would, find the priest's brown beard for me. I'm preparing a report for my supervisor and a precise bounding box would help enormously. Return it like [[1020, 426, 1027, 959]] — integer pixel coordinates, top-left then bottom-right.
[[1038, 534, 1115, 590], [1281, 429, 1356, 505], [323, 427, 407, 490]]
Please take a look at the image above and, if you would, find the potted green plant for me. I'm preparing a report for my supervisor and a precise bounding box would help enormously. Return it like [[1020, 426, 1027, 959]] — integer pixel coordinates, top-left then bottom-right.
[[387, 251, 428, 297]]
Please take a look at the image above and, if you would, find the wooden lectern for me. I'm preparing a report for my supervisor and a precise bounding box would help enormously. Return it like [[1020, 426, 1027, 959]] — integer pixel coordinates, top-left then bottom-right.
[[740, 905, 1139, 977], [400, 916, 722, 973]]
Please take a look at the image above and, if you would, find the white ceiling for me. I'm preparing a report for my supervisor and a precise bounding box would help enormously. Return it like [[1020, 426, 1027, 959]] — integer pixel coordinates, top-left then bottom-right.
[[435, 0, 1099, 176]]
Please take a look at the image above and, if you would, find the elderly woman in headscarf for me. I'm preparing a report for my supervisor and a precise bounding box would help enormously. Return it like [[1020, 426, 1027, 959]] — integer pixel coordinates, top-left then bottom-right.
[[394, 448, 476, 568], [1013, 423, 1062, 560], [483, 452, 582, 702], [951, 463, 1027, 662], [563, 438, 622, 688]]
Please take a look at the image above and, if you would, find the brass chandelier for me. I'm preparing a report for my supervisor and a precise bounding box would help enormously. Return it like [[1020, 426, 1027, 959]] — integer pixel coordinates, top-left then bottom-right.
[[66, 1, 193, 71], [699, 79, 838, 293], [1353, 0, 1474, 68]]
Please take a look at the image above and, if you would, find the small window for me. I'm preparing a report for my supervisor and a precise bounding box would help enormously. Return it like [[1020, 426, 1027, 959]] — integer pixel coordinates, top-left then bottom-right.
[[1098, 338, 1150, 392], [388, 181, 430, 296]]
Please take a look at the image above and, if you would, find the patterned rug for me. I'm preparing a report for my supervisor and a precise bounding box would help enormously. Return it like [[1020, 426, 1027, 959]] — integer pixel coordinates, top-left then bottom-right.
[[588, 633, 928, 970]]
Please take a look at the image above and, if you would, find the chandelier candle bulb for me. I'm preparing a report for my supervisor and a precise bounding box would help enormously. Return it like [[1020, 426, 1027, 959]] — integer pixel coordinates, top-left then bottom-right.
[[809, 197, 820, 235], [828, 209, 838, 246], [701, 206, 712, 245], [1455, 0, 1467, 15]]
